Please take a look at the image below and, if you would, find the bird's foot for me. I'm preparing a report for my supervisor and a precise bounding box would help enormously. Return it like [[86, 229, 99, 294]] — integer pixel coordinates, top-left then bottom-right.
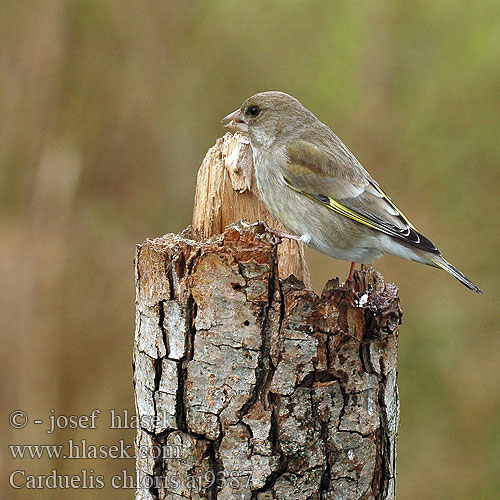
[[258, 221, 301, 242], [300, 233, 312, 244], [346, 261, 356, 283]]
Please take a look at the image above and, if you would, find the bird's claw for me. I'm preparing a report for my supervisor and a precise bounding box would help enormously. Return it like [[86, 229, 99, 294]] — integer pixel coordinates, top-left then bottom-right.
[[258, 221, 301, 241]]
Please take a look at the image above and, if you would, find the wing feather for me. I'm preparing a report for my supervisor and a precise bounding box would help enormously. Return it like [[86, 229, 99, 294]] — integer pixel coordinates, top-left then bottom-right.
[[284, 140, 440, 254]]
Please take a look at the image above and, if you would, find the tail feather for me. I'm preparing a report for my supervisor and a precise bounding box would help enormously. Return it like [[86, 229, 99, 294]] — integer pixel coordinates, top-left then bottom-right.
[[433, 258, 484, 294]]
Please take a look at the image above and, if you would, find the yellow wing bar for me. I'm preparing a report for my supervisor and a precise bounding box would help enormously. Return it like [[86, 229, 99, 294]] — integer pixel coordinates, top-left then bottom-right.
[[284, 177, 395, 236]]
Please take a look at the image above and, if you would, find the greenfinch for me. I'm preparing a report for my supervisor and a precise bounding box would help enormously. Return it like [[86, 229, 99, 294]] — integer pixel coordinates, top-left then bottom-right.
[[222, 91, 483, 293]]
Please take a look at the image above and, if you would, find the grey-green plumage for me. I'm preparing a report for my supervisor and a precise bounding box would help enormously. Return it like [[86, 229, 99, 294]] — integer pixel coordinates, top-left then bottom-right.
[[222, 91, 483, 294]]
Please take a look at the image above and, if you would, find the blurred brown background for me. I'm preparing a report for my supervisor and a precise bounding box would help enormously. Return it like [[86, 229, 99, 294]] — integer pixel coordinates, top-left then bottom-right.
[[1, 1, 499, 499]]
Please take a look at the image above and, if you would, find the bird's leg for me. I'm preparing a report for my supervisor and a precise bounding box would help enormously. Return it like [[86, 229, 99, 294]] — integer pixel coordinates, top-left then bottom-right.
[[347, 261, 356, 282], [259, 220, 301, 241]]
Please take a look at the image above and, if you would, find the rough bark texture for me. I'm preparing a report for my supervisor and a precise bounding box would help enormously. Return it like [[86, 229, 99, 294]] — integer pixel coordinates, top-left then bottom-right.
[[133, 133, 401, 499], [134, 222, 401, 500]]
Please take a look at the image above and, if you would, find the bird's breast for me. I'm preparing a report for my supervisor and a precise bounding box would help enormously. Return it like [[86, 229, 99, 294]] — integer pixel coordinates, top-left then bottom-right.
[[253, 152, 294, 226]]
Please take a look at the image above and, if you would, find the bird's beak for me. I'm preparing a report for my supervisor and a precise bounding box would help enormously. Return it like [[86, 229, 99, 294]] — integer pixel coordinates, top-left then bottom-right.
[[221, 109, 248, 133]]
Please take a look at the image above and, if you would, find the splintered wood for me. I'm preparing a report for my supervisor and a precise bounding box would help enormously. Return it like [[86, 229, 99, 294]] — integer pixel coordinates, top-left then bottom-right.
[[192, 132, 311, 289], [134, 133, 401, 499]]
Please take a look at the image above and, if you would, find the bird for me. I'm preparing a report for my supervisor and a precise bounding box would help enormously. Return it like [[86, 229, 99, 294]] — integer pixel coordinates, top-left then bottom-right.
[[221, 91, 483, 294]]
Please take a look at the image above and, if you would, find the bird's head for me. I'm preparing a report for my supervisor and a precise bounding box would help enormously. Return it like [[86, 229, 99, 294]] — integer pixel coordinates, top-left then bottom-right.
[[222, 91, 315, 150]]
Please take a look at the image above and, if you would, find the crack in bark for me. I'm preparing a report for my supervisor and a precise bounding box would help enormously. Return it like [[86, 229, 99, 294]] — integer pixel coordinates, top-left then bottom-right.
[[177, 293, 196, 433], [205, 440, 218, 500], [237, 248, 280, 419]]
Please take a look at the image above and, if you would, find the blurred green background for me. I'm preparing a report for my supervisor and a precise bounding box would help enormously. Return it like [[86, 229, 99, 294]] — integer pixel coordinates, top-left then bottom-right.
[[1, 1, 499, 498]]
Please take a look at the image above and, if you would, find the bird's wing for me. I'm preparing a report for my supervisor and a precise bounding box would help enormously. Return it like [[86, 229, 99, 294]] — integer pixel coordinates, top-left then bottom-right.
[[284, 139, 440, 254]]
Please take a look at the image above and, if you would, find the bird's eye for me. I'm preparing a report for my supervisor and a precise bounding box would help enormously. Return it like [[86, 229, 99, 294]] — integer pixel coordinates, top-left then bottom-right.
[[248, 106, 260, 117]]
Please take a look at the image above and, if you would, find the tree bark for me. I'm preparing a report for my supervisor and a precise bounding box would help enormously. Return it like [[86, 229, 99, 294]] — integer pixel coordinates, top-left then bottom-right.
[[134, 133, 401, 500]]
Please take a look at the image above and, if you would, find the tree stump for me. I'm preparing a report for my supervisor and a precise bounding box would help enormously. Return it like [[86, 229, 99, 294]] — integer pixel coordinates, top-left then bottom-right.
[[134, 133, 401, 500]]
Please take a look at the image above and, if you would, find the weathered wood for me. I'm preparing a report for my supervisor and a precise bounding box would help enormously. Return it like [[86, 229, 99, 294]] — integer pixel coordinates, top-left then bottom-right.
[[192, 132, 311, 289], [133, 133, 401, 499]]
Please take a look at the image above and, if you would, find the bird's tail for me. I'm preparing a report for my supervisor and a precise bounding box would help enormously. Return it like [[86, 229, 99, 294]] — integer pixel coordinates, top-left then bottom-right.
[[432, 257, 484, 294]]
